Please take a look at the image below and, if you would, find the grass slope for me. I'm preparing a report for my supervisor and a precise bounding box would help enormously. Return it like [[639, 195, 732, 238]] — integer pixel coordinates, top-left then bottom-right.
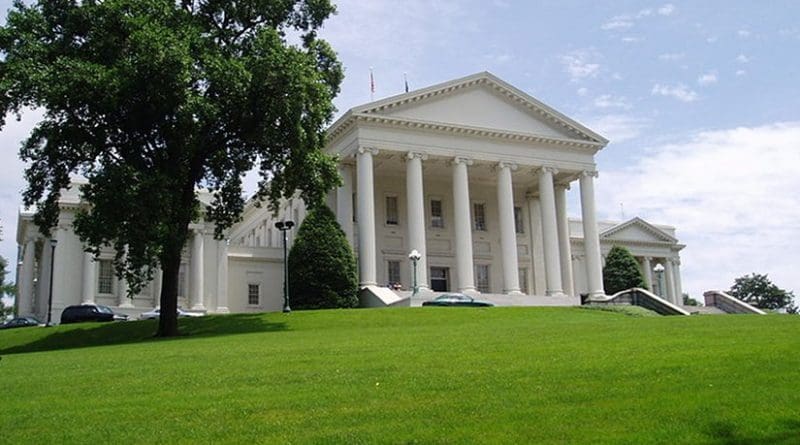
[[1, 308, 799, 444]]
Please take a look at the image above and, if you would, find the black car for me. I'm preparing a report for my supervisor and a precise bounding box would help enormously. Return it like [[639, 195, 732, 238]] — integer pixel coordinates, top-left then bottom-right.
[[60, 304, 130, 324], [0, 316, 43, 329], [422, 293, 495, 307]]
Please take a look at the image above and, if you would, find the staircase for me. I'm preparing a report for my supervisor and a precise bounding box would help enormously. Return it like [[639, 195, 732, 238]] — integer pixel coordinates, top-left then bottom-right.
[[702, 290, 766, 315]]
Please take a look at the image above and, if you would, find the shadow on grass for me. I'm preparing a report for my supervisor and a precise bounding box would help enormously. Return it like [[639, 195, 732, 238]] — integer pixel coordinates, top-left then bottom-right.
[[706, 419, 800, 444], [0, 313, 288, 355]]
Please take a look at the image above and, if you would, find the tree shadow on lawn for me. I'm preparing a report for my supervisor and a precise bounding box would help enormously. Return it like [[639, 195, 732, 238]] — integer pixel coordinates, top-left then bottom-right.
[[0, 313, 288, 355], [706, 419, 800, 444]]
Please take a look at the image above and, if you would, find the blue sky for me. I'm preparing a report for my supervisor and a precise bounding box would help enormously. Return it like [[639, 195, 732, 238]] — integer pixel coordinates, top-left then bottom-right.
[[2, 1, 799, 302]]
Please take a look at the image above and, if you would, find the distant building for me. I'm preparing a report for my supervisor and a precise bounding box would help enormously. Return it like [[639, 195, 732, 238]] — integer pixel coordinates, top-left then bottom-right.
[[15, 72, 684, 321]]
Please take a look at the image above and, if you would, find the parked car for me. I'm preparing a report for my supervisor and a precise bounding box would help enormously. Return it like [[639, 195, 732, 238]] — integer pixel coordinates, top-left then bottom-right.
[[0, 316, 44, 329], [60, 304, 130, 324], [422, 293, 495, 307], [139, 308, 206, 320]]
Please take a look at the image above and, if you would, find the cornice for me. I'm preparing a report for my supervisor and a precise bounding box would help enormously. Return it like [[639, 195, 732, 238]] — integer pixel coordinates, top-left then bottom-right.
[[330, 113, 604, 151]]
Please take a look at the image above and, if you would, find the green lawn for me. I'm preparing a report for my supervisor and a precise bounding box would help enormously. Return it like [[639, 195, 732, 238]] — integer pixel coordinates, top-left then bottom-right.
[[1, 307, 799, 444]]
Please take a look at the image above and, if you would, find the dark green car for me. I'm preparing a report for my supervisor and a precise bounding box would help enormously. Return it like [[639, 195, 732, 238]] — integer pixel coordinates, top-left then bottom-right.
[[422, 293, 495, 307]]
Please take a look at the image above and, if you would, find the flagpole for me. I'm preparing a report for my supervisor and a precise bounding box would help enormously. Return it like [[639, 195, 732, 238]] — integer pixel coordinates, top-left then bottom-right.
[[369, 67, 375, 101]]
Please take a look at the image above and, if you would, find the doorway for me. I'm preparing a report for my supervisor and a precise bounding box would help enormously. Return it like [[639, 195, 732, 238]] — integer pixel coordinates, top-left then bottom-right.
[[430, 267, 449, 292]]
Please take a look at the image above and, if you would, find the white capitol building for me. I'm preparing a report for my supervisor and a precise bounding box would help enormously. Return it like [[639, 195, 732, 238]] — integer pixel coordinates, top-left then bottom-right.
[[15, 72, 685, 320]]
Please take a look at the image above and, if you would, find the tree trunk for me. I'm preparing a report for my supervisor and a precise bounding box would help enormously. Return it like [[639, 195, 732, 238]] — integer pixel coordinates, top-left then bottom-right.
[[157, 248, 181, 337]]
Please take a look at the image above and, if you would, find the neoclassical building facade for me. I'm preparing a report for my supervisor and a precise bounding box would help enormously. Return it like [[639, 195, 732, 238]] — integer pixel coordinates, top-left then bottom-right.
[[14, 72, 685, 321]]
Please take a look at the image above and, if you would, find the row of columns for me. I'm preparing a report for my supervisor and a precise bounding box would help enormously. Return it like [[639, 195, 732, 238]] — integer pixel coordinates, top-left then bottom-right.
[[339, 148, 605, 298], [640, 256, 683, 305]]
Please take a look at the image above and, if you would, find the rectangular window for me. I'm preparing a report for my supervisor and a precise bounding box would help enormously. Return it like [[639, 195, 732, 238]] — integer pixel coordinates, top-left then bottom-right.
[[430, 199, 444, 228], [430, 267, 449, 292], [248, 284, 260, 306], [98, 260, 114, 294], [519, 268, 529, 294], [387, 260, 401, 286], [514, 206, 524, 234], [476, 264, 490, 293], [473, 203, 487, 231], [385, 195, 399, 225]]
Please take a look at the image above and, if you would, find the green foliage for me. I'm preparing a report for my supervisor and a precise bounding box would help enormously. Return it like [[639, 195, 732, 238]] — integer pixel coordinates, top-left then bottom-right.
[[0, 1, 343, 335], [602, 245, 647, 295], [2, 309, 800, 443], [581, 304, 660, 317], [683, 293, 701, 306], [288, 205, 358, 309], [729, 273, 795, 310]]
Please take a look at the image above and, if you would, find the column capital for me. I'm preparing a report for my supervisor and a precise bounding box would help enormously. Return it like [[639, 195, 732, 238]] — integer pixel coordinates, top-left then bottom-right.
[[555, 182, 571, 191], [644, 256, 653, 261], [358, 146, 379, 156], [536, 166, 559, 176], [452, 156, 474, 166], [406, 151, 428, 161], [525, 191, 540, 200], [497, 161, 518, 171], [580, 170, 599, 178]]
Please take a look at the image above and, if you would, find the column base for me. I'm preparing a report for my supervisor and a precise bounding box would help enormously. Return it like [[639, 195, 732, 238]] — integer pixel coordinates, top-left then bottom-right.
[[81, 299, 95, 305], [359, 281, 377, 287], [585, 290, 608, 302], [191, 304, 207, 311], [545, 290, 567, 298], [505, 290, 524, 296], [459, 287, 478, 295], [117, 302, 134, 309], [215, 306, 230, 314]]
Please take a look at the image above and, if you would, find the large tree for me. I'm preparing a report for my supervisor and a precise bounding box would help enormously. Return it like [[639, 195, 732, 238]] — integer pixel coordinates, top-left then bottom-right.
[[729, 273, 795, 310], [602, 245, 646, 295], [0, 0, 343, 336]]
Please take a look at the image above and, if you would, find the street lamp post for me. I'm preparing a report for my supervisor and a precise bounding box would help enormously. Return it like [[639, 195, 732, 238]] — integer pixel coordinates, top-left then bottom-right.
[[274, 220, 295, 313], [46, 238, 58, 326], [408, 249, 421, 296]]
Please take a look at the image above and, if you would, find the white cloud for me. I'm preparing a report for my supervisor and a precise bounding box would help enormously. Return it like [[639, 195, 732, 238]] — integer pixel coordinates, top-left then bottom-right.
[[697, 72, 718, 86], [559, 50, 601, 82], [706, 36, 719, 43], [601, 18, 633, 30], [593, 94, 632, 109], [736, 54, 750, 63], [736, 69, 747, 77], [577, 87, 589, 96], [737, 29, 751, 38], [658, 52, 684, 61], [651, 83, 698, 102], [581, 114, 649, 143], [621, 36, 642, 43], [596, 122, 800, 298], [658, 4, 675, 16]]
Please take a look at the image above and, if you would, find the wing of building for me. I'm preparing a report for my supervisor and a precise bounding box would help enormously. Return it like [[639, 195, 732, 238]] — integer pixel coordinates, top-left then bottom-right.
[[14, 72, 685, 321]]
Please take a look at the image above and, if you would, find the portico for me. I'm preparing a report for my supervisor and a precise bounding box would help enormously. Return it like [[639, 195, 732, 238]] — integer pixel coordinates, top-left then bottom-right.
[[326, 72, 611, 298]]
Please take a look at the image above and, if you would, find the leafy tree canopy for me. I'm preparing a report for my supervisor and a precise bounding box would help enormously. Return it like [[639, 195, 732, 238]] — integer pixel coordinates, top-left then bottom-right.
[[729, 273, 795, 310], [0, 0, 343, 335], [602, 245, 646, 295], [288, 205, 358, 309]]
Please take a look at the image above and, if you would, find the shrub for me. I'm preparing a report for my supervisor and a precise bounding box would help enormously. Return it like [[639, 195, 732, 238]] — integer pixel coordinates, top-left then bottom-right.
[[602, 245, 646, 295], [288, 205, 358, 309]]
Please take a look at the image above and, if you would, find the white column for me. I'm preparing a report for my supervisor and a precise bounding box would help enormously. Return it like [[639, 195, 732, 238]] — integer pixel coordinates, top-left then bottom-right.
[[117, 246, 133, 308], [527, 195, 546, 296], [674, 258, 683, 302], [453, 157, 476, 293], [190, 229, 206, 310], [665, 258, 676, 304], [153, 268, 162, 307], [357, 147, 378, 286], [497, 162, 521, 295], [643, 256, 654, 292], [579, 170, 605, 299], [81, 251, 96, 304], [554, 184, 574, 296], [337, 164, 354, 244], [18, 238, 36, 316], [537, 167, 564, 296], [406, 152, 429, 291], [216, 239, 230, 313]]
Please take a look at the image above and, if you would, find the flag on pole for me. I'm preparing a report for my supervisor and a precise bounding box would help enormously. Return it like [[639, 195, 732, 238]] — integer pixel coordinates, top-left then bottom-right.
[[369, 67, 375, 100], [404, 72, 409, 93]]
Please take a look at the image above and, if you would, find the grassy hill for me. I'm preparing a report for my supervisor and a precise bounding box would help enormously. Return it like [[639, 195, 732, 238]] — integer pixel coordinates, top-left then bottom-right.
[[1, 307, 799, 444]]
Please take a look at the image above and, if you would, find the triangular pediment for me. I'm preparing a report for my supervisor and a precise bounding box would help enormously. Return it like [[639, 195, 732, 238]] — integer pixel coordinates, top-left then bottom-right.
[[342, 72, 607, 145], [600, 217, 677, 244]]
